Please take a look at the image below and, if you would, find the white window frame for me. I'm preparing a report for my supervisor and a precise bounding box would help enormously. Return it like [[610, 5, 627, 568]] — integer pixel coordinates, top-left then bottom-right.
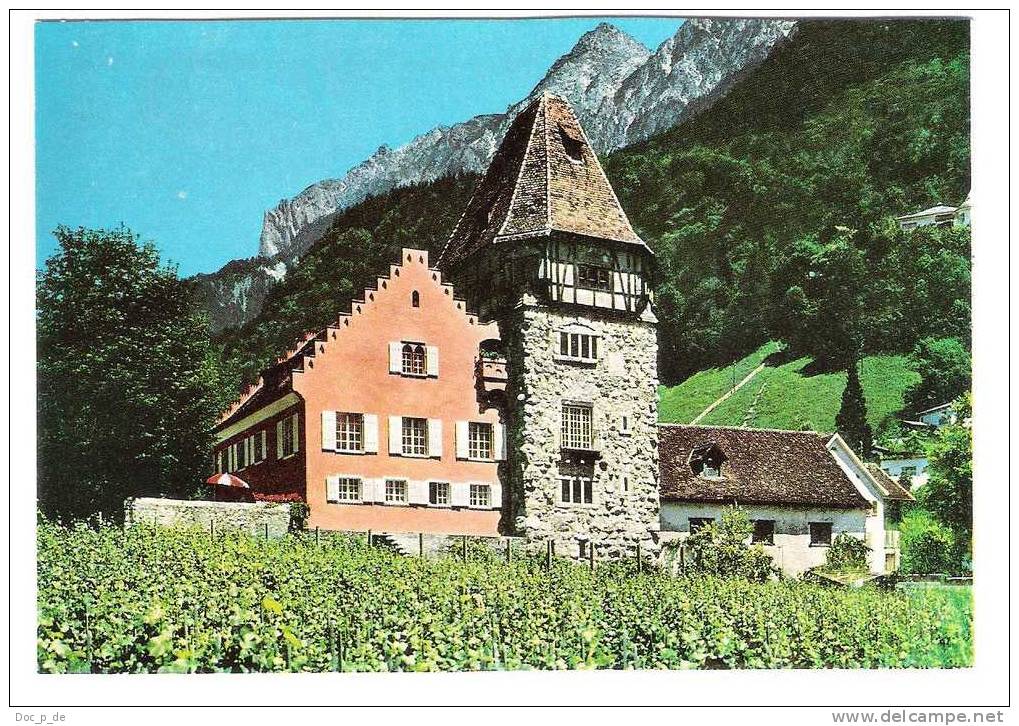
[[561, 403, 594, 450], [429, 481, 451, 507], [469, 483, 492, 509], [384, 479, 409, 505], [401, 417, 428, 457], [278, 413, 299, 460], [401, 342, 427, 377], [336, 477, 362, 503], [558, 476, 594, 506], [468, 421, 494, 461], [336, 412, 365, 453], [554, 326, 600, 364]]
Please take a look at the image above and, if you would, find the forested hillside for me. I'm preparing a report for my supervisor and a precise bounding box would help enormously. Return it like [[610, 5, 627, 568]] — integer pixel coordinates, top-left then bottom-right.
[[216, 19, 970, 401]]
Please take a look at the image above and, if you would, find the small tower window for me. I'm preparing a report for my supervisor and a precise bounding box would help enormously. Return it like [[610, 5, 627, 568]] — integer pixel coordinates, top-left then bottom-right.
[[558, 125, 585, 164], [411, 290, 420, 308]]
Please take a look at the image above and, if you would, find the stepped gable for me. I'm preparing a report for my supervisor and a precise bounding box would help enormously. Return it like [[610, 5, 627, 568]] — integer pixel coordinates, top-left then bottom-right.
[[658, 424, 869, 509], [437, 92, 647, 270], [216, 248, 487, 429]]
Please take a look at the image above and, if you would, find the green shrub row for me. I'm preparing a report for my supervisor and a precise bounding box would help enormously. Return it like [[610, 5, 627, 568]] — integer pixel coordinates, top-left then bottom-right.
[[37, 521, 972, 673]]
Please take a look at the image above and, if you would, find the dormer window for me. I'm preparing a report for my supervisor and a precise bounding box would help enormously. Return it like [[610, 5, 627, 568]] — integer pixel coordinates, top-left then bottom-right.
[[690, 442, 726, 480], [558, 125, 585, 164]]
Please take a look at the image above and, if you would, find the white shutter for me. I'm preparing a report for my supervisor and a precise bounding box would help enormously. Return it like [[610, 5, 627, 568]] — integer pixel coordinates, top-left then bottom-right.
[[321, 411, 337, 451], [326, 475, 339, 503], [363, 414, 379, 453], [276, 420, 284, 460], [426, 346, 439, 377], [388, 416, 402, 455], [455, 421, 469, 459], [428, 419, 443, 458], [246, 436, 254, 465], [494, 423, 506, 461], [451, 481, 470, 508], [409, 480, 429, 505], [366, 478, 384, 503], [489, 482, 502, 509], [388, 342, 402, 373], [260, 430, 267, 462], [291, 414, 300, 453]]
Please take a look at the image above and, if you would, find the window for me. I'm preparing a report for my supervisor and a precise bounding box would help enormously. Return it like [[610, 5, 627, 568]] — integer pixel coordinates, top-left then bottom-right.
[[336, 413, 364, 453], [558, 125, 585, 163], [690, 443, 725, 479], [402, 343, 427, 376], [385, 479, 408, 504], [689, 517, 714, 534], [402, 417, 428, 456], [470, 484, 492, 508], [752, 520, 775, 545], [279, 414, 298, 458], [468, 422, 493, 460], [809, 522, 833, 546], [561, 403, 594, 450], [215, 451, 224, 474], [411, 290, 420, 308], [337, 477, 361, 503], [560, 476, 593, 505], [429, 481, 450, 506], [576, 264, 611, 291], [620, 415, 631, 435], [558, 331, 598, 362]]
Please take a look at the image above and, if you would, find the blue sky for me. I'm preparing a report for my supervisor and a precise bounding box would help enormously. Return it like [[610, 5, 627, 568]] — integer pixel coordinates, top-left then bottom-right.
[[35, 18, 683, 276]]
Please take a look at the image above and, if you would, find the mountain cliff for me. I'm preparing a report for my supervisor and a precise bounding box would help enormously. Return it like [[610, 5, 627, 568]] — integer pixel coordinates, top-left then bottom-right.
[[200, 19, 796, 331]]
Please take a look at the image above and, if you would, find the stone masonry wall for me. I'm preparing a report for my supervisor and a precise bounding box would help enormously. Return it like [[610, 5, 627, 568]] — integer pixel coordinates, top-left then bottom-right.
[[125, 498, 291, 538], [503, 299, 661, 560]]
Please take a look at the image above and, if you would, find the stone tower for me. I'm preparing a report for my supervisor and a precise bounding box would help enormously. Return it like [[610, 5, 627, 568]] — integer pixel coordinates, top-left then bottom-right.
[[437, 92, 660, 560]]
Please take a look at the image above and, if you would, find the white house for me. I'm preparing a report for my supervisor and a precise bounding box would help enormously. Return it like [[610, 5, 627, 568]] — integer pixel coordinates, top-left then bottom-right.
[[878, 455, 929, 489], [657, 425, 910, 576], [897, 204, 958, 230]]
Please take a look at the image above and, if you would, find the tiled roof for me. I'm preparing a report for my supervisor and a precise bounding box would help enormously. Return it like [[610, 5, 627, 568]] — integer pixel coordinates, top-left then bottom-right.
[[865, 464, 916, 502], [658, 424, 869, 509], [437, 92, 646, 270]]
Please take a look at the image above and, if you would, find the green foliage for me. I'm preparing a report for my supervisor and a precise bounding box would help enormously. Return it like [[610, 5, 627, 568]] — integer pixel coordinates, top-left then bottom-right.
[[905, 337, 972, 414], [823, 533, 872, 574], [662, 345, 920, 435], [37, 226, 227, 521], [684, 507, 779, 582], [37, 520, 972, 672], [288, 502, 310, 532], [606, 19, 969, 381], [919, 393, 972, 564], [836, 362, 874, 456], [900, 509, 957, 575]]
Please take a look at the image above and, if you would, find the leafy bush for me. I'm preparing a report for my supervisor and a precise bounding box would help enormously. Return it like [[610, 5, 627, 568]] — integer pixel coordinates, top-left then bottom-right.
[[288, 502, 309, 532], [36, 520, 972, 672], [823, 533, 872, 574], [900, 510, 957, 575], [682, 507, 780, 582]]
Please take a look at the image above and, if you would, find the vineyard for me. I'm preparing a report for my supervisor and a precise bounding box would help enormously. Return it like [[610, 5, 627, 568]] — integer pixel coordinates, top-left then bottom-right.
[[37, 521, 973, 672]]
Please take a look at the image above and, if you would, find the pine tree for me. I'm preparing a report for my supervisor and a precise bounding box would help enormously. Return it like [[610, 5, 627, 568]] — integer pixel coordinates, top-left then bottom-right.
[[836, 362, 873, 457]]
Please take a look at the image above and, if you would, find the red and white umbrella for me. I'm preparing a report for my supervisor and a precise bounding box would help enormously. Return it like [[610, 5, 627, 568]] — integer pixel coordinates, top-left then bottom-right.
[[204, 473, 250, 489]]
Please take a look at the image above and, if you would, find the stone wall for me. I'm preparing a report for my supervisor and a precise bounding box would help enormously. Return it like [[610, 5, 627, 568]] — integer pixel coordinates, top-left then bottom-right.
[[503, 299, 661, 560], [125, 497, 291, 538]]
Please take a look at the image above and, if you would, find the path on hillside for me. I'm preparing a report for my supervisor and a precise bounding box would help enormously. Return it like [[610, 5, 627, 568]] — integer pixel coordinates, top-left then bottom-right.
[[690, 363, 769, 425]]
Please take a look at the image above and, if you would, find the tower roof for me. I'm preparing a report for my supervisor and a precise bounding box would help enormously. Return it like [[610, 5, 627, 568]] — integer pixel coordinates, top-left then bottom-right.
[[437, 93, 647, 270]]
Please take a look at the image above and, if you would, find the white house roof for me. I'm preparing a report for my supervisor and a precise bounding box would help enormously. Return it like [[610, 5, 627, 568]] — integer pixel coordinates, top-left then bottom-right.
[[917, 402, 954, 416], [897, 204, 958, 220]]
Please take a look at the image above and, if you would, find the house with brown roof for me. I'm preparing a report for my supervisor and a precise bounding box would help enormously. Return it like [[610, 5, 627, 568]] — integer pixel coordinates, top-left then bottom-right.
[[658, 424, 905, 576]]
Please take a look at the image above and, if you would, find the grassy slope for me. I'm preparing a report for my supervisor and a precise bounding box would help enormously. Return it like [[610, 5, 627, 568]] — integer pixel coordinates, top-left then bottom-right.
[[659, 343, 920, 433]]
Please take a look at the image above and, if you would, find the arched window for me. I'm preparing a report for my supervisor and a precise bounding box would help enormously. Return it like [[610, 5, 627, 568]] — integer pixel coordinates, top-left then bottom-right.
[[411, 290, 420, 308], [689, 442, 726, 479], [402, 343, 426, 376]]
